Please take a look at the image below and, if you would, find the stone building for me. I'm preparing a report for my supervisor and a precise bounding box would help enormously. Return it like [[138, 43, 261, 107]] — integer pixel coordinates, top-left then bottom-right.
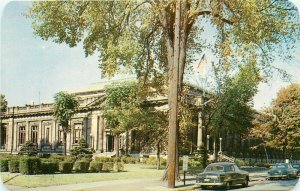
[[0, 81, 118, 154]]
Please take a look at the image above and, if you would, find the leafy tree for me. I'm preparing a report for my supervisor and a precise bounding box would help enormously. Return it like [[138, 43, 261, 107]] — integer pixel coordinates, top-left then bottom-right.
[[104, 81, 168, 161], [0, 94, 8, 113], [53, 91, 79, 156], [27, 1, 300, 186], [18, 141, 38, 156], [251, 84, 300, 159]]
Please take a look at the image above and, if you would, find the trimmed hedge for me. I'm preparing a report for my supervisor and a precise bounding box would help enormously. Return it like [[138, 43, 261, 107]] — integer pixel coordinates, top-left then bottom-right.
[[95, 157, 113, 163], [74, 160, 90, 173], [59, 161, 73, 173], [102, 162, 114, 172], [113, 162, 124, 172], [19, 157, 41, 175], [0, 159, 9, 172], [41, 161, 58, 174], [89, 161, 103, 172], [8, 159, 19, 173], [121, 156, 139, 164]]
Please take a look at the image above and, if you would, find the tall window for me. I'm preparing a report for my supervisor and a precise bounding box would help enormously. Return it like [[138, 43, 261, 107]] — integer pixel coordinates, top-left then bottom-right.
[[73, 129, 81, 144], [31, 126, 38, 144], [1, 125, 7, 147], [45, 127, 50, 144], [19, 126, 26, 145], [58, 129, 63, 144]]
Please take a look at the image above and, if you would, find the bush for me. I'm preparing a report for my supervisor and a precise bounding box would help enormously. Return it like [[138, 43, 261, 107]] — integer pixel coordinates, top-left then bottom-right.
[[41, 161, 58, 174], [121, 156, 139, 164], [19, 157, 41, 175], [89, 161, 103, 172], [18, 141, 38, 156], [49, 155, 65, 162], [145, 157, 157, 165], [95, 157, 113, 163], [70, 139, 94, 159], [8, 159, 20, 173], [0, 159, 9, 172], [74, 160, 90, 173], [102, 162, 114, 172], [59, 161, 74, 173], [113, 162, 124, 172]]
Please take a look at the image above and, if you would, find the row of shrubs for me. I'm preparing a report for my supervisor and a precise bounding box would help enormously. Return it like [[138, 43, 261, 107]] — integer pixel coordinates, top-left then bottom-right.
[[0, 157, 124, 175]]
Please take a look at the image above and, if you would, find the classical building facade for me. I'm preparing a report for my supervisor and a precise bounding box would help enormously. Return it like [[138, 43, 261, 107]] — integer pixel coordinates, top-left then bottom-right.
[[0, 81, 119, 154]]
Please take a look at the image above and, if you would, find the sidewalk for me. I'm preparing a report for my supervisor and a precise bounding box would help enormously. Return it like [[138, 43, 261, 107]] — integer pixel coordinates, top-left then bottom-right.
[[3, 172, 267, 191]]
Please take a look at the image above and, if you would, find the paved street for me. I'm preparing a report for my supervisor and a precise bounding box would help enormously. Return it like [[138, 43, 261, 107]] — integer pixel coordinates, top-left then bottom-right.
[[198, 178, 299, 191]]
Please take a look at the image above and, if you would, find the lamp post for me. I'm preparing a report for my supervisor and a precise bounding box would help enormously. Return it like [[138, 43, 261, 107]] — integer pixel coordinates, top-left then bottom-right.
[[219, 137, 222, 153], [207, 135, 210, 151]]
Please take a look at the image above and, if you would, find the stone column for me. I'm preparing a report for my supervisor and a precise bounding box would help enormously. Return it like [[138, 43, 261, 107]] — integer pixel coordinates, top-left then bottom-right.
[[26, 120, 30, 142], [38, 121, 42, 150], [99, 115, 104, 152]]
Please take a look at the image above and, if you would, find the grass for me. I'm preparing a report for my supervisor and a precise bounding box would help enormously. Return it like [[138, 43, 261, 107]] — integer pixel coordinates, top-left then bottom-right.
[[0, 164, 166, 188]]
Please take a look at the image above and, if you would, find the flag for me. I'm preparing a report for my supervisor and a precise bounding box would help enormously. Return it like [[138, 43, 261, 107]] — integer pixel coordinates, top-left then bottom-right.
[[194, 54, 207, 73]]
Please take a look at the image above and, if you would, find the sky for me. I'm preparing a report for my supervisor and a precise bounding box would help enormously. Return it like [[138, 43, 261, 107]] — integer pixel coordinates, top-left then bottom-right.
[[1, 0, 300, 110]]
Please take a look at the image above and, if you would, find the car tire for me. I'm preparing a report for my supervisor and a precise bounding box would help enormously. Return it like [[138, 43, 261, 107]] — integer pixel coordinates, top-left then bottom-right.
[[287, 174, 291, 180], [224, 181, 231, 190], [242, 178, 249, 187]]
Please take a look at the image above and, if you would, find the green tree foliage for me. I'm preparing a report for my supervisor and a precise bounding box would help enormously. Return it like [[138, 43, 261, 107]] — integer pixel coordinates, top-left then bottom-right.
[[251, 84, 300, 159], [208, 64, 260, 137], [53, 91, 79, 155], [18, 141, 38, 156], [70, 138, 94, 159], [0, 94, 8, 113], [104, 81, 168, 159]]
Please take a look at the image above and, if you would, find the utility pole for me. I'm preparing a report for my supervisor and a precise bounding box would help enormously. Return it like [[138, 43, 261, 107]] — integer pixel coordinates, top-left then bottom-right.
[[168, 0, 180, 188]]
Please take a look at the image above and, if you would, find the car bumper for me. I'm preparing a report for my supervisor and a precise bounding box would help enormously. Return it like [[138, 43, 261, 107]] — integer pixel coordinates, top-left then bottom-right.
[[196, 182, 225, 186], [268, 174, 288, 178]]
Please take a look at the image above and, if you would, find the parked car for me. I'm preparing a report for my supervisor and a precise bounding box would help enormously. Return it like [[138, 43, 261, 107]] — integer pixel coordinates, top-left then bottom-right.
[[291, 163, 300, 176], [267, 163, 298, 180], [196, 162, 249, 190]]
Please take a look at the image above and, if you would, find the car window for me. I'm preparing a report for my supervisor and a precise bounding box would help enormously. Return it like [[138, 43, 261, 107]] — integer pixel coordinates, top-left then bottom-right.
[[272, 164, 288, 169], [225, 165, 235, 172], [293, 164, 300, 168], [205, 165, 224, 172], [234, 165, 240, 171]]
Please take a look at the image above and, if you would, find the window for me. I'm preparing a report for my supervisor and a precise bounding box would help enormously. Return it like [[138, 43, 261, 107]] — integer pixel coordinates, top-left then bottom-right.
[[73, 124, 82, 144], [1, 125, 7, 146], [45, 127, 50, 144], [31, 126, 38, 144], [19, 126, 26, 145]]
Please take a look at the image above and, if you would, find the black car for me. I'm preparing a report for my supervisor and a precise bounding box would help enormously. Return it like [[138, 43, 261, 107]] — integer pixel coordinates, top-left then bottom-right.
[[196, 162, 249, 190], [267, 163, 298, 180], [292, 163, 300, 175]]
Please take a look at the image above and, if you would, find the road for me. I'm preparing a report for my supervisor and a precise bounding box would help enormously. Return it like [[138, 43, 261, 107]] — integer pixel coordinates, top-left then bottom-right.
[[199, 178, 299, 191]]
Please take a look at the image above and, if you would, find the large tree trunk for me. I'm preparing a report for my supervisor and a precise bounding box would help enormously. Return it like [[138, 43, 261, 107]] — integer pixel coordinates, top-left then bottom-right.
[[115, 134, 120, 157]]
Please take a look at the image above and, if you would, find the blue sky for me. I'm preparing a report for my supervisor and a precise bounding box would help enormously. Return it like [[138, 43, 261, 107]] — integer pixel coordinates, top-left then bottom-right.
[[1, 1, 300, 110]]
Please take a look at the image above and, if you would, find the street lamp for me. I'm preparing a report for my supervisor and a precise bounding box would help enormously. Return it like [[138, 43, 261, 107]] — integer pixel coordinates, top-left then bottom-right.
[[219, 137, 222, 153], [207, 135, 210, 151]]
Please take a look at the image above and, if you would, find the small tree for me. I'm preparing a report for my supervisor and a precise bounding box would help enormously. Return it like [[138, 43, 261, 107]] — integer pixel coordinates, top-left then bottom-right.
[[18, 141, 38, 156], [70, 138, 94, 159], [53, 91, 79, 156]]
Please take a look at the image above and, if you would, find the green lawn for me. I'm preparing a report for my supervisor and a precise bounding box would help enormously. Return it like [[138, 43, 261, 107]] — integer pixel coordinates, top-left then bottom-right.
[[0, 164, 166, 188]]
